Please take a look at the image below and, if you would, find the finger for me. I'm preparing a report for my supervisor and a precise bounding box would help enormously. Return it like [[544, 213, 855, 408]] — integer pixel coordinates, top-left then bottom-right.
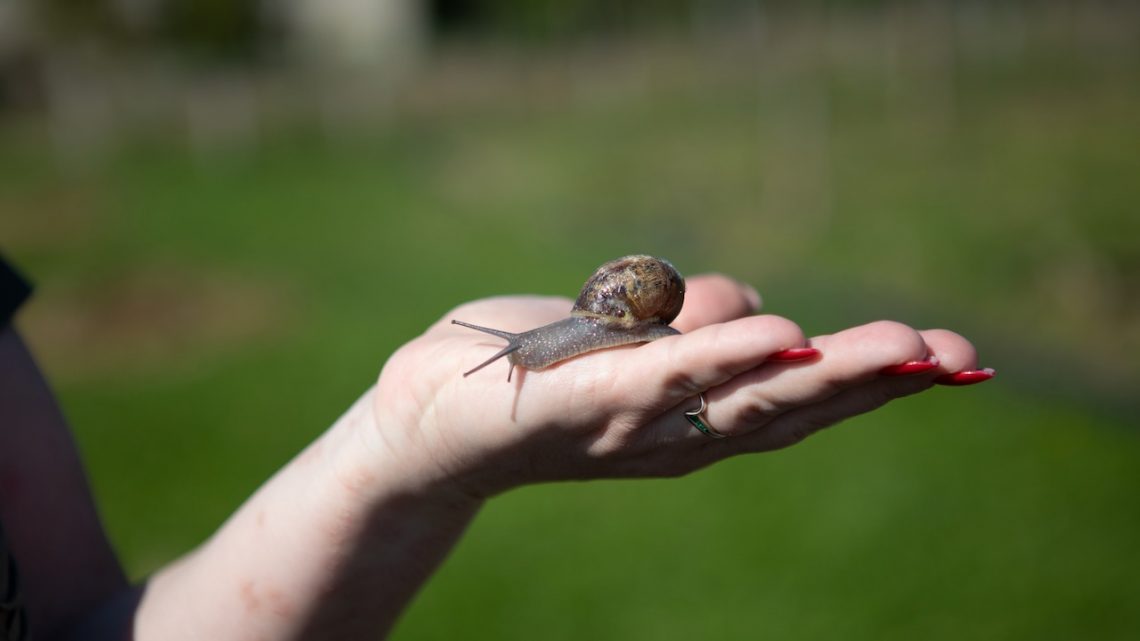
[[736, 329, 983, 451], [703, 323, 984, 446], [919, 328, 981, 375], [731, 371, 934, 452], [616, 314, 810, 413], [699, 320, 932, 438], [671, 274, 761, 332]]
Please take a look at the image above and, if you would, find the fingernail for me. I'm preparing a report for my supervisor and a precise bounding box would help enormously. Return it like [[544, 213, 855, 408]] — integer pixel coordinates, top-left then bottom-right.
[[880, 357, 940, 376], [934, 368, 996, 386], [769, 347, 821, 361]]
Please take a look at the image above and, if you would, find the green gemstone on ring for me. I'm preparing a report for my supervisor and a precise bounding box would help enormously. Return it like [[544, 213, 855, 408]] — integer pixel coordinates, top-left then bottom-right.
[[685, 413, 726, 439]]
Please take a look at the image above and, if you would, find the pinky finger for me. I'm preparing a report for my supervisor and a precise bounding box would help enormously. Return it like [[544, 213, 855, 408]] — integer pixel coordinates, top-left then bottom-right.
[[728, 373, 936, 453]]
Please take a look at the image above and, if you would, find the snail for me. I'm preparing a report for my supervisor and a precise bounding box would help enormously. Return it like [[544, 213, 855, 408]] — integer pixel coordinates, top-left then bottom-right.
[[452, 255, 685, 381]]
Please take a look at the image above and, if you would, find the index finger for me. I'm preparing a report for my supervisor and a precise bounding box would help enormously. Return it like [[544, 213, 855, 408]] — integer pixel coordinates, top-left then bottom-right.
[[617, 313, 810, 413]]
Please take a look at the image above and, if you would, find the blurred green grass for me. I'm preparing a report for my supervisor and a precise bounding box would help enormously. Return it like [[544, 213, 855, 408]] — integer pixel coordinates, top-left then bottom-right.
[[2, 9, 1139, 640]]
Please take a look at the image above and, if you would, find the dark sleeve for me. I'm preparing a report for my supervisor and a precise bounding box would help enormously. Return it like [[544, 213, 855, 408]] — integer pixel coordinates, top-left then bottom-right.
[[0, 255, 33, 328]]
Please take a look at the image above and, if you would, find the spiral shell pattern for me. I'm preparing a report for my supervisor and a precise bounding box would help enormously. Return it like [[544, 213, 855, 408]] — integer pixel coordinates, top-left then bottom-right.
[[571, 255, 685, 328]]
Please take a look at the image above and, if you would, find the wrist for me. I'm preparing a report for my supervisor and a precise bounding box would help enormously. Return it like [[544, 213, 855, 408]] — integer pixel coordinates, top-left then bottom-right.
[[136, 386, 484, 641], [331, 386, 489, 508]]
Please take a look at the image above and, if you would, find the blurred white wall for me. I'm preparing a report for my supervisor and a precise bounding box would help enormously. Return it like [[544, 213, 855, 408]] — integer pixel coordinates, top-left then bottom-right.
[[275, 0, 427, 74]]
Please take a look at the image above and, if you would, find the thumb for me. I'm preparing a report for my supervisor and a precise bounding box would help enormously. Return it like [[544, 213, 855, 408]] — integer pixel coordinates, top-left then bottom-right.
[[671, 274, 761, 333]]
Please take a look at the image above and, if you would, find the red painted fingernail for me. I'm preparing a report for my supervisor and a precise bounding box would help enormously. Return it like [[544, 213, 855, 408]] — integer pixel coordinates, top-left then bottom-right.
[[934, 368, 996, 386], [880, 358, 940, 376], [769, 347, 821, 361]]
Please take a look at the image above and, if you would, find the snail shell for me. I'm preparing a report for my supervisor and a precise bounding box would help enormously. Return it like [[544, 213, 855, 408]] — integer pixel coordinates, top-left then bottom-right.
[[452, 255, 685, 381]]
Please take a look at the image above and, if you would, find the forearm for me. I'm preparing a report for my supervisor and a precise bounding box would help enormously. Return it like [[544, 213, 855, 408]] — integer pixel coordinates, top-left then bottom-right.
[[134, 388, 482, 640]]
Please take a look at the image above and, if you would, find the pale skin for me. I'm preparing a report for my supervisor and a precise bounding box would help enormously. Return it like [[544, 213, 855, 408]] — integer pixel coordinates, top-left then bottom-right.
[[0, 274, 987, 640]]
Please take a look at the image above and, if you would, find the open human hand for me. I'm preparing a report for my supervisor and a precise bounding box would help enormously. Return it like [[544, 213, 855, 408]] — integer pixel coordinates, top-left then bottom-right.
[[371, 272, 991, 500]]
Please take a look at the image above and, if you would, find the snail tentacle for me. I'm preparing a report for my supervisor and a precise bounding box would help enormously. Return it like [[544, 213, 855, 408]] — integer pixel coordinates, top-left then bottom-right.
[[452, 320, 525, 380]]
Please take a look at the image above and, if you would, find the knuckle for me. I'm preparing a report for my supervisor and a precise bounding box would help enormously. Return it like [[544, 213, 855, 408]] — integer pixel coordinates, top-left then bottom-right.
[[863, 319, 918, 340], [921, 328, 979, 370], [662, 371, 703, 397], [861, 320, 927, 360], [659, 352, 705, 398], [753, 314, 806, 346], [734, 396, 781, 428]]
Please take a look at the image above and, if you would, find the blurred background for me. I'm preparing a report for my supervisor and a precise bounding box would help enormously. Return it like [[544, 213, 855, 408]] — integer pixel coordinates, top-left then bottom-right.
[[2, 0, 1138, 638]]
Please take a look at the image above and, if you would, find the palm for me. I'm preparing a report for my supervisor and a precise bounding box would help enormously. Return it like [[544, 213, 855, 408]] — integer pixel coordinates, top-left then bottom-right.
[[376, 295, 647, 479]]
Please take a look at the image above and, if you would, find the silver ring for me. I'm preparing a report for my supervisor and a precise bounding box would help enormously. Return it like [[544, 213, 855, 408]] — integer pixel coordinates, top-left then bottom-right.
[[684, 393, 726, 439]]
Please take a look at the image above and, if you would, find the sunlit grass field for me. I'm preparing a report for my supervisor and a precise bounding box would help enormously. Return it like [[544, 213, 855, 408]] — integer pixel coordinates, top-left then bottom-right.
[[2, 8, 1138, 639]]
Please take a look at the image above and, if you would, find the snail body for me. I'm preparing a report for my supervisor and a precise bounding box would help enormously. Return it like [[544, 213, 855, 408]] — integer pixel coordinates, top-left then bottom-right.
[[452, 255, 685, 381]]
